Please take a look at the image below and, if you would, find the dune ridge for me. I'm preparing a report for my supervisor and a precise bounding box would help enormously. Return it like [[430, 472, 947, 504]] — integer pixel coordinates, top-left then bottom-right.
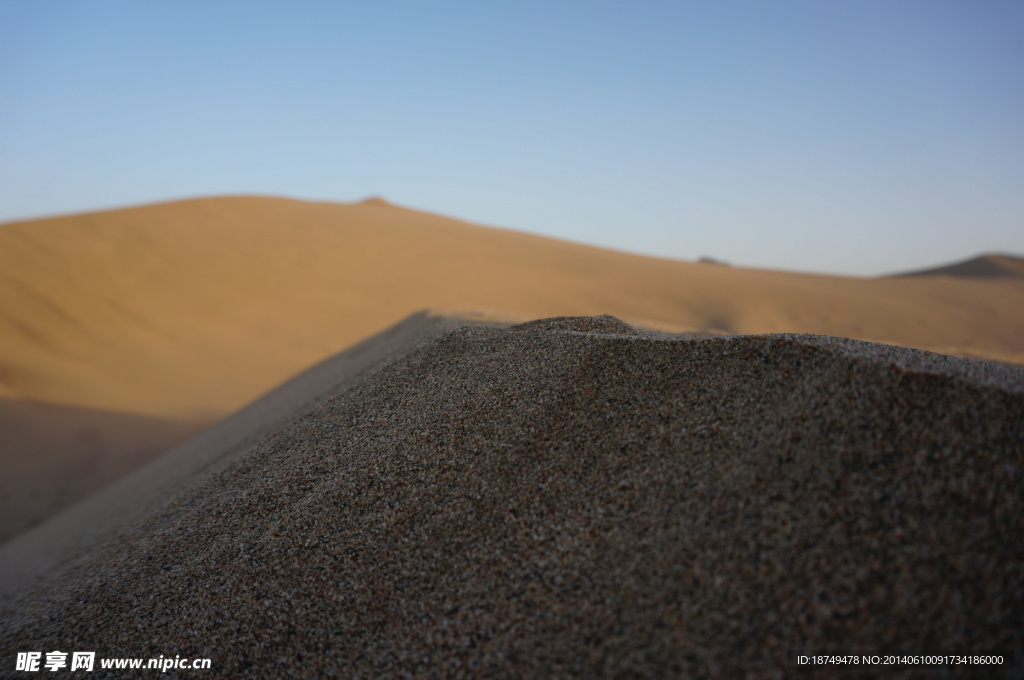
[[1, 316, 1021, 677]]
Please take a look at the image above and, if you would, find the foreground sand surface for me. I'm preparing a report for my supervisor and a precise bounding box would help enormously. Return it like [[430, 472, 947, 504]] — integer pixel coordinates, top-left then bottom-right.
[[1, 195, 1022, 539], [1, 316, 1021, 678]]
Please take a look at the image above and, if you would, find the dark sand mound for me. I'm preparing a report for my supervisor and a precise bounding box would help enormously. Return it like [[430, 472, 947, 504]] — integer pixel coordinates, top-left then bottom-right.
[[890, 253, 1024, 279], [2, 317, 1022, 678]]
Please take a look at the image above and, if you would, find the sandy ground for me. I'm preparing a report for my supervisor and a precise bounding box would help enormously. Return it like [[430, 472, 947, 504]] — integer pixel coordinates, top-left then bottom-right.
[[1, 195, 1022, 541], [1, 315, 1020, 678]]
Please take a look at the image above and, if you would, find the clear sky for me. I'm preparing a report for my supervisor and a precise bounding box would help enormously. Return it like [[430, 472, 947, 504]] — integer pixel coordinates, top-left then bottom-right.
[[2, 1, 1022, 275]]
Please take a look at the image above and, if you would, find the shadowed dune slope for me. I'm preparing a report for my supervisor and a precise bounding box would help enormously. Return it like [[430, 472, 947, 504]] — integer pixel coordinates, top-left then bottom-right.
[[0, 399, 202, 542], [890, 253, 1024, 279], [1, 316, 1021, 677], [2, 195, 1023, 423]]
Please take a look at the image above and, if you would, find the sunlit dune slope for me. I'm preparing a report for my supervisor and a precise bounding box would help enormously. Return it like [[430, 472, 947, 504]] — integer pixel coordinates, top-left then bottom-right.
[[2, 195, 1023, 422]]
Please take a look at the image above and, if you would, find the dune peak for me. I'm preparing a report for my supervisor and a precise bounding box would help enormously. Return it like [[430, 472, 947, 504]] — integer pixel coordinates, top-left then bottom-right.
[[357, 195, 392, 207]]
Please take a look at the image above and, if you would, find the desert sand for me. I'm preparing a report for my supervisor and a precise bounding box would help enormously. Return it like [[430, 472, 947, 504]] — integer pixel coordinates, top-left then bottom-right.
[[1, 315, 1020, 678], [1, 195, 1022, 540]]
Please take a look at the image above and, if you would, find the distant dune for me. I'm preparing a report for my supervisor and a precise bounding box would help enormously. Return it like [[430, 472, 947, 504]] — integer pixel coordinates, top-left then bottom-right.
[[890, 253, 1024, 279], [1, 195, 1022, 540]]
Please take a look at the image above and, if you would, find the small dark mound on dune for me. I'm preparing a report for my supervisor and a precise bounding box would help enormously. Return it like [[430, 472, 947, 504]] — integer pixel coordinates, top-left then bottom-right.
[[889, 253, 1024, 279], [2, 317, 1022, 678]]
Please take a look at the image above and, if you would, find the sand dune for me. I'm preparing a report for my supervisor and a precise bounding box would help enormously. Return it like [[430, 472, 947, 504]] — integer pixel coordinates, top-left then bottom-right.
[[1, 195, 1023, 541], [891, 253, 1024, 279], [2, 316, 1020, 677], [2, 195, 1022, 421]]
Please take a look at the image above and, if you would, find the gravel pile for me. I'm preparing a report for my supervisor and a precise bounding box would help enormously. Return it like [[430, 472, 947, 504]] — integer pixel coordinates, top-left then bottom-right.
[[2, 316, 1022, 678]]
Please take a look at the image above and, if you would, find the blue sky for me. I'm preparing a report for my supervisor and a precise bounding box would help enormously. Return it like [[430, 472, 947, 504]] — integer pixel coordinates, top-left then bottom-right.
[[2, 1, 1022, 275]]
